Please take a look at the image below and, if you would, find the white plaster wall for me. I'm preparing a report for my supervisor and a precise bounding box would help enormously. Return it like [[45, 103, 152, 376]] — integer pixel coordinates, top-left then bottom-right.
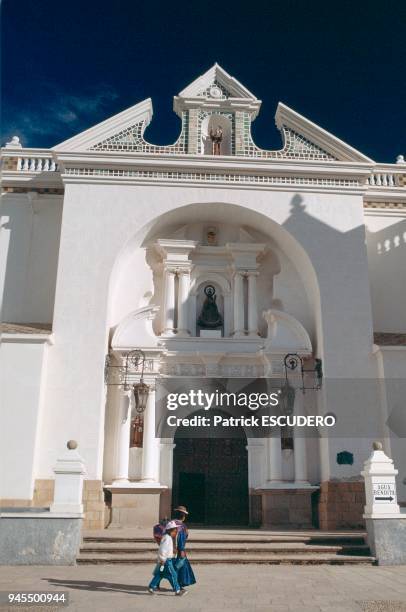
[[0, 194, 63, 323], [109, 247, 154, 327], [327, 437, 374, 481], [36, 183, 376, 484], [365, 212, 406, 333], [376, 347, 406, 503], [0, 338, 49, 500], [270, 251, 314, 341]]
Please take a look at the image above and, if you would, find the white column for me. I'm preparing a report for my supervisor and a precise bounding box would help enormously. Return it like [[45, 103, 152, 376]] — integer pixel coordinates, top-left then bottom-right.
[[268, 432, 283, 482], [162, 268, 176, 336], [233, 271, 245, 336], [293, 390, 309, 484], [177, 269, 190, 336], [141, 385, 159, 482], [112, 389, 132, 484], [247, 271, 259, 336], [159, 440, 176, 487]]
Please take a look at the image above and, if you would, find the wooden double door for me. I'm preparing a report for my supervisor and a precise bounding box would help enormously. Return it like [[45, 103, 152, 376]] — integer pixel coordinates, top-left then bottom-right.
[[172, 436, 249, 526]]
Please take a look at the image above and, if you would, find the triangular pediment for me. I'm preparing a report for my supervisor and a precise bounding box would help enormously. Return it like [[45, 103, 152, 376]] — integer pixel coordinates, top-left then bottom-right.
[[275, 102, 373, 163], [52, 98, 152, 152], [178, 63, 258, 100]]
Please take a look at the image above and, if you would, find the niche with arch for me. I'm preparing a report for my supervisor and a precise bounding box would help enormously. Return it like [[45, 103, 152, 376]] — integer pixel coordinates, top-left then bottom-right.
[[201, 114, 232, 155]]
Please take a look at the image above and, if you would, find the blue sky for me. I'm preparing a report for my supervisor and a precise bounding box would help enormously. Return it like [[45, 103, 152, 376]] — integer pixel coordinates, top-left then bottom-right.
[[2, 0, 405, 161]]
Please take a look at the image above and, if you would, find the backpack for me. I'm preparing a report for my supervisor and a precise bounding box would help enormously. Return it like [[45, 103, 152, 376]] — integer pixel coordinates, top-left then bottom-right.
[[153, 519, 167, 545], [152, 518, 185, 545]]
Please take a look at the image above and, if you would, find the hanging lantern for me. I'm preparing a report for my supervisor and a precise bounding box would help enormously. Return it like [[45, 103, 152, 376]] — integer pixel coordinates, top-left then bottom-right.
[[279, 382, 296, 416], [133, 381, 149, 413]]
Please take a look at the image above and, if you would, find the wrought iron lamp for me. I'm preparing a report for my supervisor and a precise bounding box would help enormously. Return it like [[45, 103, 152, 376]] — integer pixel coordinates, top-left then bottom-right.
[[104, 349, 150, 413], [133, 379, 149, 413], [283, 353, 323, 392]]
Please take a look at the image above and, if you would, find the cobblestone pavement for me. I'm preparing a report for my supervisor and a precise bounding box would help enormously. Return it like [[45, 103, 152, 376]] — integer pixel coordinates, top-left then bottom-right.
[[1, 564, 406, 612]]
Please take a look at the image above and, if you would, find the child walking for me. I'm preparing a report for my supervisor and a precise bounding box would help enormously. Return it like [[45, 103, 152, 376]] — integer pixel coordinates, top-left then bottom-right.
[[148, 521, 187, 596]]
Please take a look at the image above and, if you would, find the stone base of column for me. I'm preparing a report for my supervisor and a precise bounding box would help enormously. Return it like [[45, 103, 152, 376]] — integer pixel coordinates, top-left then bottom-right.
[[161, 329, 176, 337], [105, 484, 167, 529], [318, 480, 366, 530], [175, 329, 190, 338], [256, 487, 317, 528], [111, 478, 130, 485], [232, 330, 246, 338]]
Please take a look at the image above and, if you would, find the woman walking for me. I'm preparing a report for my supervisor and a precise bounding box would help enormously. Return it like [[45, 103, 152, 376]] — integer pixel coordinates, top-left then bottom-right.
[[148, 521, 187, 596], [173, 505, 196, 590]]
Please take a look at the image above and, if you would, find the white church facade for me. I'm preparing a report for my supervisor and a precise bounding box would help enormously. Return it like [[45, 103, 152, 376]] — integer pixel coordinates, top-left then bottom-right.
[[1, 64, 405, 531]]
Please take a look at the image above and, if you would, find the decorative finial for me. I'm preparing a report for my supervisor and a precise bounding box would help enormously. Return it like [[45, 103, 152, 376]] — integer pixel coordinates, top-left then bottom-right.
[[396, 154, 405, 164], [372, 441, 383, 450], [5, 135, 22, 149], [67, 440, 78, 450]]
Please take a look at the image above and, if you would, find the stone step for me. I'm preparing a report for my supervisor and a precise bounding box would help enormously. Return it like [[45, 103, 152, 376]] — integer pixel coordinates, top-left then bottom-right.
[[83, 535, 366, 545], [79, 530, 371, 565], [80, 542, 371, 555], [77, 552, 375, 565]]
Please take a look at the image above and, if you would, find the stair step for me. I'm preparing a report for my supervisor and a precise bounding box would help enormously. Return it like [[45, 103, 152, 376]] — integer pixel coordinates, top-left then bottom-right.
[[79, 531, 370, 565], [80, 544, 370, 555], [83, 536, 366, 545], [77, 553, 374, 565]]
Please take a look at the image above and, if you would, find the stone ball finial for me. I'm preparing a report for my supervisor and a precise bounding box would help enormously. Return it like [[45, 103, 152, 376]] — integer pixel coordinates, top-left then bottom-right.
[[396, 154, 405, 164], [67, 440, 78, 450], [372, 441, 383, 450]]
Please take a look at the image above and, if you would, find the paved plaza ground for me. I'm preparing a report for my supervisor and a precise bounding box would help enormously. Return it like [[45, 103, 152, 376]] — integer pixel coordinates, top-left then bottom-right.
[[1, 564, 406, 612]]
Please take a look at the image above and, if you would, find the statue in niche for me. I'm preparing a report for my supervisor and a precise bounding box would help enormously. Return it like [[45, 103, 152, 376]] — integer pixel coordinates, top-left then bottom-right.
[[206, 226, 218, 246], [198, 285, 223, 329], [209, 126, 223, 155]]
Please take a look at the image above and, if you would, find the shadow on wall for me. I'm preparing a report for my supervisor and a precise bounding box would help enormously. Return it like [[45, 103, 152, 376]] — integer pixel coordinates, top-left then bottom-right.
[[366, 219, 406, 332], [0, 195, 62, 324], [282, 195, 405, 334]]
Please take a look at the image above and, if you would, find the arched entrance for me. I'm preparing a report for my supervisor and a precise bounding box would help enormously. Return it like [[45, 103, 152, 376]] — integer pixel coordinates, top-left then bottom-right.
[[172, 412, 249, 526]]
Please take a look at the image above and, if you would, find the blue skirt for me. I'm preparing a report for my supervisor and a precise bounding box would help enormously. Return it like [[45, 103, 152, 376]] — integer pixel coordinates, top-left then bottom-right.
[[176, 557, 196, 586]]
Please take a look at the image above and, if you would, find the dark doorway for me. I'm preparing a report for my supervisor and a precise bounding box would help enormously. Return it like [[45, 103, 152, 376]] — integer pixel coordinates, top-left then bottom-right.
[[178, 472, 206, 523], [172, 423, 249, 526]]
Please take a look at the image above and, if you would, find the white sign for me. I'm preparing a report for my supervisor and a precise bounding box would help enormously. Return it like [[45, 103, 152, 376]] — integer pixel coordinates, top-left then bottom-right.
[[373, 482, 396, 503]]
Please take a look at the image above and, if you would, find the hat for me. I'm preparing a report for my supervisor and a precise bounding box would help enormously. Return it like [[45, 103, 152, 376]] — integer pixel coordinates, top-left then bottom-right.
[[166, 520, 178, 530], [173, 505, 189, 515]]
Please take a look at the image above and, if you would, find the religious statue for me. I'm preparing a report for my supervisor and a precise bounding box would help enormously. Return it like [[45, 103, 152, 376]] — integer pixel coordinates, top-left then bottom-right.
[[209, 126, 223, 155], [197, 285, 223, 329], [206, 226, 218, 246]]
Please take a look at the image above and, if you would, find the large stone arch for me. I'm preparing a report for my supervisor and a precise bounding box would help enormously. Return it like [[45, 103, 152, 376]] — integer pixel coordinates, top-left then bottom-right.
[[107, 201, 322, 352]]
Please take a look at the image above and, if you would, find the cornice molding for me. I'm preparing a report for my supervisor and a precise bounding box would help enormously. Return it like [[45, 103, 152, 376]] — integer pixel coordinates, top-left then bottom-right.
[[54, 150, 373, 178], [177, 63, 258, 101], [275, 102, 374, 163], [52, 98, 152, 153]]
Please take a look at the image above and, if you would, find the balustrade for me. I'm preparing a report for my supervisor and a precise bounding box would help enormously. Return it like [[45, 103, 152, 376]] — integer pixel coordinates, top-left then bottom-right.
[[368, 171, 401, 188], [14, 156, 58, 172]]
